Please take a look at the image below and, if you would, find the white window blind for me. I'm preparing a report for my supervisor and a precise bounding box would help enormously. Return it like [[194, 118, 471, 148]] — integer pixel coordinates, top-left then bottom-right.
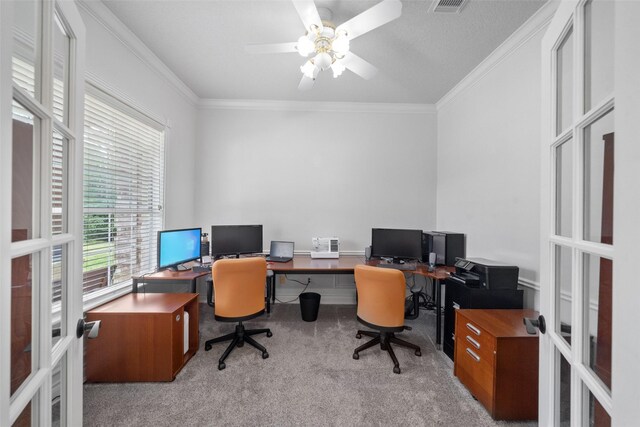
[[83, 85, 165, 296]]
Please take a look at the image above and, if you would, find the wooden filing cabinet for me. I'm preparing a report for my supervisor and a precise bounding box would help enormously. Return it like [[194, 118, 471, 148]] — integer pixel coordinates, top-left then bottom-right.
[[86, 293, 199, 382], [454, 309, 539, 421]]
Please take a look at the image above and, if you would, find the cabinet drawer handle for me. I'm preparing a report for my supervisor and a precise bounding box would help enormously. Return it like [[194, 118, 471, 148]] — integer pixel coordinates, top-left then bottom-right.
[[465, 335, 480, 349], [466, 348, 481, 362], [466, 322, 481, 336]]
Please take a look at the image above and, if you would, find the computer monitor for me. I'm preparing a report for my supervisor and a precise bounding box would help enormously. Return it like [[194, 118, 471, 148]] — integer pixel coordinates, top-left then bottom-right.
[[210, 225, 263, 258], [157, 228, 202, 270], [371, 228, 423, 261]]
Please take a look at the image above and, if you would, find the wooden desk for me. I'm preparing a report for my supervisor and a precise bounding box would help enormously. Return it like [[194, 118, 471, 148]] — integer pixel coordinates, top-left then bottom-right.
[[132, 269, 210, 293], [267, 255, 453, 346]]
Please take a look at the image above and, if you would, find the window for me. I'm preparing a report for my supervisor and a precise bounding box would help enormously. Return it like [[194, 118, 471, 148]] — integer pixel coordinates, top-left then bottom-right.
[[81, 85, 165, 298]]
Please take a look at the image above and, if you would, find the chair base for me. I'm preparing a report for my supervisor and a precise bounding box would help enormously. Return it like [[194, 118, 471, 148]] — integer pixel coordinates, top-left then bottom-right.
[[353, 330, 421, 374], [205, 322, 272, 370]]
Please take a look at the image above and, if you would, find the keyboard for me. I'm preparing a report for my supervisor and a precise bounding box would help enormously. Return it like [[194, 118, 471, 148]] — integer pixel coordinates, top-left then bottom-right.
[[192, 265, 212, 273], [377, 263, 416, 271]]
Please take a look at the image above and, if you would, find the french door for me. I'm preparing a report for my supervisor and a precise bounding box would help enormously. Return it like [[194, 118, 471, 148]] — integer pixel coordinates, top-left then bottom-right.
[[539, 0, 615, 425], [1, 0, 85, 425]]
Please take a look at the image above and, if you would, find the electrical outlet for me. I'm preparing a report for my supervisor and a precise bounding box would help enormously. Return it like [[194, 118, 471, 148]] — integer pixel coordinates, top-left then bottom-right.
[[279, 276, 286, 284]]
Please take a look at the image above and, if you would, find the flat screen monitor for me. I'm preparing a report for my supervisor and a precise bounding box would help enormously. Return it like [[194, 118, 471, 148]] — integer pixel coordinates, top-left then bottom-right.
[[210, 225, 263, 258], [157, 227, 201, 270], [371, 228, 423, 261]]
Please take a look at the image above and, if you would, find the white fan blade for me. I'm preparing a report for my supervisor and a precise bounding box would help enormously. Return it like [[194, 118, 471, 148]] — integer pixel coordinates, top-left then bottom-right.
[[341, 52, 378, 80], [337, 0, 402, 41], [292, 0, 323, 33], [245, 42, 298, 54], [298, 75, 315, 91]]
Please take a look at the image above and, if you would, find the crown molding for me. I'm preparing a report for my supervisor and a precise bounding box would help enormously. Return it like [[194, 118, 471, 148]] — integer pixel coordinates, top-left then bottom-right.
[[198, 99, 436, 114], [436, 0, 559, 111], [76, 0, 199, 106]]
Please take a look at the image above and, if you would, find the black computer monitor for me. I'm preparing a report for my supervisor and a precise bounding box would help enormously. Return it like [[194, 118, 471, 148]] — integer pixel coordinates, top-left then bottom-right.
[[157, 227, 202, 270], [371, 228, 423, 261], [210, 225, 263, 258]]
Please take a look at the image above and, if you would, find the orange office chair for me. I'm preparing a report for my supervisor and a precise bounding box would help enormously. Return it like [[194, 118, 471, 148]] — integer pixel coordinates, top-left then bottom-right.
[[353, 265, 421, 374], [204, 257, 272, 370]]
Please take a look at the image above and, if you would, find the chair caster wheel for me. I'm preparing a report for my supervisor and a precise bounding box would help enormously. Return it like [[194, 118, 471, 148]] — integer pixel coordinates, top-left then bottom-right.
[[205, 343, 212, 351], [353, 353, 359, 360], [266, 331, 273, 337], [356, 334, 362, 339], [415, 350, 422, 357], [237, 341, 244, 348], [262, 352, 269, 359], [218, 363, 226, 370], [393, 366, 401, 374]]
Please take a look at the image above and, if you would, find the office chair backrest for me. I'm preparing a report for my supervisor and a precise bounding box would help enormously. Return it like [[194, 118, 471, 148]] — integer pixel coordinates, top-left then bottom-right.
[[354, 265, 405, 328], [212, 257, 267, 318]]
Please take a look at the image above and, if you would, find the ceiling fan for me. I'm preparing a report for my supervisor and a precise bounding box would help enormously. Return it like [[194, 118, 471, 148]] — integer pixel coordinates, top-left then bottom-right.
[[246, 0, 402, 91]]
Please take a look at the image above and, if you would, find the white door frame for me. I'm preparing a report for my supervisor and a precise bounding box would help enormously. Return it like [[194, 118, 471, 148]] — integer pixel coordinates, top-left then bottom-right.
[[0, 0, 85, 425]]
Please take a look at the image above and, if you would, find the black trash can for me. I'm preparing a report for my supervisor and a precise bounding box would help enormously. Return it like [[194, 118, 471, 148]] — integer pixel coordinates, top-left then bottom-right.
[[299, 292, 321, 322]]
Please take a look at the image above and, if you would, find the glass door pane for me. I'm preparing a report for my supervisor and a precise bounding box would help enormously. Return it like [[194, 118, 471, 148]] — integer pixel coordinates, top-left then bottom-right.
[[51, 356, 66, 426], [11, 0, 40, 99], [52, 129, 67, 235], [12, 395, 37, 427], [584, 0, 614, 112], [586, 385, 611, 427], [558, 350, 571, 426], [12, 100, 40, 242], [556, 28, 574, 136], [52, 244, 66, 348], [555, 138, 573, 237], [52, 12, 70, 124], [555, 245, 573, 345], [583, 253, 612, 391], [583, 109, 614, 244], [11, 253, 38, 397]]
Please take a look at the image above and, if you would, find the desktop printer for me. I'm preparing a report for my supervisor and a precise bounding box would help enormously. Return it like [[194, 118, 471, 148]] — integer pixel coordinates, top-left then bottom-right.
[[448, 257, 519, 290]]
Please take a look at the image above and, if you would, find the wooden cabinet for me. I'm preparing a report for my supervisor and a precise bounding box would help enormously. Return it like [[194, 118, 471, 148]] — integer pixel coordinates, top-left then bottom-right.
[[86, 293, 199, 382], [454, 309, 539, 421], [444, 280, 523, 360]]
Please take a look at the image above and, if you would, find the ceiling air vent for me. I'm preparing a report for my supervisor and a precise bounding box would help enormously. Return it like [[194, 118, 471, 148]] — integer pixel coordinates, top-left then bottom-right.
[[430, 0, 469, 13]]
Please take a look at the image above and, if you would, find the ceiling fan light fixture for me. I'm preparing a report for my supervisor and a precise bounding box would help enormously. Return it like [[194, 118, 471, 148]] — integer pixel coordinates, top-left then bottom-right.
[[331, 36, 349, 54], [296, 35, 315, 57], [314, 52, 332, 70], [331, 61, 346, 78], [247, 0, 402, 90], [300, 60, 318, 79]]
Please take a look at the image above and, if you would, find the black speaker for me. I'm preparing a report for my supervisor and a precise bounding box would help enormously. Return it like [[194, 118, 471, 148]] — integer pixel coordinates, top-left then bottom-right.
[[422, 231, 465, 266]]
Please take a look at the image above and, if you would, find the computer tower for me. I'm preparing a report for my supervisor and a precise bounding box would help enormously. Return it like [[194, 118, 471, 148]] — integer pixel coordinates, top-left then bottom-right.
[[422, 231, 465, 266]]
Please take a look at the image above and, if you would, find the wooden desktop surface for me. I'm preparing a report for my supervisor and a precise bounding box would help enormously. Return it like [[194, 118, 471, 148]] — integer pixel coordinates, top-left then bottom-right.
[[267, 254, 454, 279], [134, 269, 210, 282], [89, 292, 199, 313], [134, 255, 453, 279], [267, 255, 365, 272]]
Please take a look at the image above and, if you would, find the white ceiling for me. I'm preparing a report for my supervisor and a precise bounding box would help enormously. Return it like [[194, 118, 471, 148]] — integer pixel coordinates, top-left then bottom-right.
[[101, 0, 545, 103]]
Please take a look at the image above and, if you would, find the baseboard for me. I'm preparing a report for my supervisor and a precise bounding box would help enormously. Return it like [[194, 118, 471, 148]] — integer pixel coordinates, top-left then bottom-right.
[[274, 293, 356, 305]]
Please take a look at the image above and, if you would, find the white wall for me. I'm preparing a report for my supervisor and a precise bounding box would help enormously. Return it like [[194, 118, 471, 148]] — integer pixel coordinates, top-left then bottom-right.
[[78, 3, 198, 229], [195, 105, 438, 253], [612, 1, 640, 423], [436, 27, 547, 309]]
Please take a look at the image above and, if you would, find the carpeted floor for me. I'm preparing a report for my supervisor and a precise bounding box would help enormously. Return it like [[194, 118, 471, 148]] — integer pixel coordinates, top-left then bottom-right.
[[84, 303, 537, 426]]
